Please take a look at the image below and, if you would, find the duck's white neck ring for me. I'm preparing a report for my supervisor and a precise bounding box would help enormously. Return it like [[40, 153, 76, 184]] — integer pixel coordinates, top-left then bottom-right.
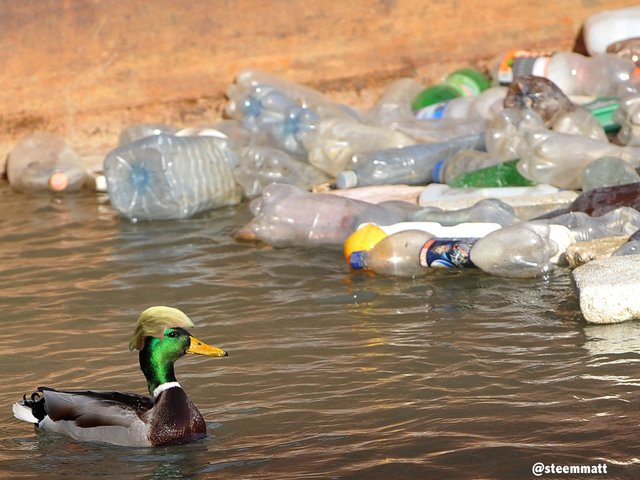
[[153, 382, 182, 399]]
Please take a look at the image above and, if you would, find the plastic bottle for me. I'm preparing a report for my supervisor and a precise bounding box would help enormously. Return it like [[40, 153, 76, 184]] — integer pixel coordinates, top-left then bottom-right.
[[410, 198, 518, 226], [615, 95, 640, 146], [236, 184, 407, 248], [447, 159, 536, 188], [415, 86, 507, 121], [364, 220, 502, 238], [432, 149, 504, 184], [583, 6, 640, 56], [103, 133, 242, 221], [303, 118, 416, 176], [565, 181, 640, 217], [581, 156, 640, 192], [470, 221, 574, 278], [607, 38, 640, 67], [547, 207, 640, 242], [364, 77, 487, 144], [6, 132, 88, 193], [233, 145, 328, 199], [349, 229, 477, 276], [335, 131, 485, 189], [411, 68, 490, 112], [492, 50, 636, 97], [118, 124, 178, 146]]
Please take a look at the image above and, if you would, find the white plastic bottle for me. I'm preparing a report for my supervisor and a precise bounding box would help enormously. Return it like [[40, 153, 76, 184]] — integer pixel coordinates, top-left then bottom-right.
[[104, 133, 242, 221], [6, 132, 88, 193], [583, 6, 640, 56]]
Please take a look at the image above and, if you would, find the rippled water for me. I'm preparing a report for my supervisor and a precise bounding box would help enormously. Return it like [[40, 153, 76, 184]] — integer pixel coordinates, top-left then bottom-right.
[[1, 184, 640, 479]]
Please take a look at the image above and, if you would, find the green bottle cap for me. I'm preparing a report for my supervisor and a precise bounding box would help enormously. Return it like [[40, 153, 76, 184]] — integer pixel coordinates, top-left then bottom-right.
[[583, 96, 621, 133], [411, 84, 461, 112], [446, 68, 491, 96]]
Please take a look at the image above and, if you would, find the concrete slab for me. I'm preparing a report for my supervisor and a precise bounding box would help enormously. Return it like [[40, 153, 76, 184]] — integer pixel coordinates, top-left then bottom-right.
[[573, 254, 640, 324]]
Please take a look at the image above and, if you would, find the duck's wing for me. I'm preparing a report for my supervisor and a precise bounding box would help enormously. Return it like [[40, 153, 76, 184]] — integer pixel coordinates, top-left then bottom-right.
[[39, 387, 154, 428]]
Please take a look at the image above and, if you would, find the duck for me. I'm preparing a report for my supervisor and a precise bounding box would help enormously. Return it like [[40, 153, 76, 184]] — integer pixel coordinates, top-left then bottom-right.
[[12, 306, 228, 447]]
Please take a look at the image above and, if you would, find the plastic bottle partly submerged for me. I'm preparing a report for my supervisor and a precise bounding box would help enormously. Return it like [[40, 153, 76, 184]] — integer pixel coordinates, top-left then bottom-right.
[[6, 132, 88, 193], [104, 133, 242, 221]]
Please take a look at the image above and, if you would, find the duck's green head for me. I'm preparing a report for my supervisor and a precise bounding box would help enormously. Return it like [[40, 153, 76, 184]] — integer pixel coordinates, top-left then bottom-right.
[[130, 306, 227, 395]]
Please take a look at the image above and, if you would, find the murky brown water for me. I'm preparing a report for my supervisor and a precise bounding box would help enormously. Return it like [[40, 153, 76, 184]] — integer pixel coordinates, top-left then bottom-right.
[[1, 184, 640, 479]]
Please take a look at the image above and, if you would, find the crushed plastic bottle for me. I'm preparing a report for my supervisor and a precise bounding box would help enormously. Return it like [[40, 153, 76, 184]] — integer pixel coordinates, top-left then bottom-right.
[[236, 184, 407, 248], [580, 156, 640, 191], [104, 133, 242, 221], [433, 149, 505, 184], [335, 132, 485, 189], [615, 95, 640, 146], [415, 86, 507, 121], [232, 146, 329, 199], [547, 207, 640, 242], [409, 198, 518, 226], [411, 68, 490, 112], [6, 132, 88, 193]]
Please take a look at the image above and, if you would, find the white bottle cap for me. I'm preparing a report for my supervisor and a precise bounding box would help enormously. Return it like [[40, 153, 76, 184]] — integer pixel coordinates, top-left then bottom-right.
[[335, 170, 358, 189]]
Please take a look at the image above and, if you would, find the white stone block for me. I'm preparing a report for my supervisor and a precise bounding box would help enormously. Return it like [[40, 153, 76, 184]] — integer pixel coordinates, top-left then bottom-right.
[[573, 255, 640, 324]]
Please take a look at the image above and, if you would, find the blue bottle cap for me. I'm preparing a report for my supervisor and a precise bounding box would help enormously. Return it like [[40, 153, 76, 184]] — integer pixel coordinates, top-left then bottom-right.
[[349, 250, 367, 270], [432, 160, 445, 183]]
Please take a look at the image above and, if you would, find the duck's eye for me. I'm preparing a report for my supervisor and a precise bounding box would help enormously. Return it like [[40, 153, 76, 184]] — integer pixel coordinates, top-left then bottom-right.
[[167, 331, 178, 338]]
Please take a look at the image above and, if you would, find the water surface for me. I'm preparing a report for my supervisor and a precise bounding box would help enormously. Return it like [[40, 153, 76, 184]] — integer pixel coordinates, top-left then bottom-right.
[[1, 185, 639, 479]]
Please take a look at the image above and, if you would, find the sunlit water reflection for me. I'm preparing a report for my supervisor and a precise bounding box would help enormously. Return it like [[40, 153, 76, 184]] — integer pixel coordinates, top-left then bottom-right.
[[1, 185, 639, 479]]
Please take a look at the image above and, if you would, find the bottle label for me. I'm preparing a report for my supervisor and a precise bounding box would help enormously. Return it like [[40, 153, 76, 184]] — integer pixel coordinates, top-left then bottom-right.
[[419, 238, 477, 268], [415, 102, 448, 120], [497, 49, 551, 85]]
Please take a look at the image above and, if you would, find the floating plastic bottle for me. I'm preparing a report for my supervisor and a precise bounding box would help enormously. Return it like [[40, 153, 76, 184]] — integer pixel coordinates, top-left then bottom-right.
[[470, 221, 574, 278], [581, 156, 640, 192], [447, 159, 536, 188], [236, 184, 406, 248], [104, 133, 242, 221], [335, 132, 485, 189], [233, 146, 328, 198], [6, 132, 88, 193], [547, 207, 640, 242], [583, 6, 640, 56], [349, 229, 477, 277], [343, 223, 388, 263], [363, 220, 502, 238], [411, 68, 490, 112], [492, 50, 636, 97]]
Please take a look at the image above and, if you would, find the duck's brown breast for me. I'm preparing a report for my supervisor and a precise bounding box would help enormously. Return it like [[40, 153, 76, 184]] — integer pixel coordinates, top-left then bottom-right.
[[148, 387, 206, 446]]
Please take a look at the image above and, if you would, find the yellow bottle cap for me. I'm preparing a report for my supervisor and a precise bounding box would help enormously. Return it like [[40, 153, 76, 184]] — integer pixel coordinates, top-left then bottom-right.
[[343, 223, 387, 264]]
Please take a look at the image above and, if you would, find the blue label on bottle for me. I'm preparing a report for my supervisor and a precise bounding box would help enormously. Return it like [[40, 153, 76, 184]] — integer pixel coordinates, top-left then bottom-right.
[[419, 238, 477, 268]]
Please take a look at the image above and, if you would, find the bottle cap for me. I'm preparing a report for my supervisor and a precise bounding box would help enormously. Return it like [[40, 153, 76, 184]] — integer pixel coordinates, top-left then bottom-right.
[[432, 160, 445, 183], [49, 172, 69, 192], [343, 223, 388, 263], [335, 170, 358, 189], [349, 250, 367, 270]]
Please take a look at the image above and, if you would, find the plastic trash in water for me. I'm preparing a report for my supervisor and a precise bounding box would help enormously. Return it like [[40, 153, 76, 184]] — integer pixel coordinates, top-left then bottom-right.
[[432, 149, 505, 184], [581, 156, 640, 191], [103, 133, 242, 221], [411, 67, 490, 112], [547, 207, 640, 242], [335, 131, 485, 189], [6, 131, 88, 193], [232, 145, 329, 199], [235, 184, 407, 248], [410, 198, 518, 226]]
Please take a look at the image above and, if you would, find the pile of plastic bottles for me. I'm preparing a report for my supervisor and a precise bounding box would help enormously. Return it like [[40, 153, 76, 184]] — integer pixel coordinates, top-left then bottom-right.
[[5, 5, 640, 280]]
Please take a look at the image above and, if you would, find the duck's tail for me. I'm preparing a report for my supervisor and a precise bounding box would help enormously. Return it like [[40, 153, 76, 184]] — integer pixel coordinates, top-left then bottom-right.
[[12, 390, 46, 424]]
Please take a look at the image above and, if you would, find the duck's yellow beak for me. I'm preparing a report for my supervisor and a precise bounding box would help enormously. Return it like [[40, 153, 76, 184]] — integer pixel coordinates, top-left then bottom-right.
[[186, 336, 228, 357]]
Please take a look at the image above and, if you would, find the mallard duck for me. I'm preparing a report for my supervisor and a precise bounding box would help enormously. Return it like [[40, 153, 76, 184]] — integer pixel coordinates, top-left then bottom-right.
[[12, 306, 228, 447]]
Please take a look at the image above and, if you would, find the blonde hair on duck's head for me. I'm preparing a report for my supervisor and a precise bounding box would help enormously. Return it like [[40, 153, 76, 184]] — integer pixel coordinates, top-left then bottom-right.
[[128, 306, 195, 351]]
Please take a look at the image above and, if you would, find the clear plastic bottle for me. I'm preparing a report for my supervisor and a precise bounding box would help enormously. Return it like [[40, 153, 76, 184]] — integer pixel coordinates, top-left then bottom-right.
[[470, 221, 574, 278], [432, 149, 505, 184], [492, 50, 636, 97], [232, 146, 329, 198], [581, 156, 640, 191], [409, 198, 518, 226], [547, 207, 640, 242], [6, 132, 88, 193], [349, 229, 477, 276], [236, 184, 406, 248], [415, 86, 507, 121], [335, 132, 485, 189], [118, 124, 178, 146], [303, 118, 416, 176], [103, 133, 242, 221], [615, 95, 640, 146]]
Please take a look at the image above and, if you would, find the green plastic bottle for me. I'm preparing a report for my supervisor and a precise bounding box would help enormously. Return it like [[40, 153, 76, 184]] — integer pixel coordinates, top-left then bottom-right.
[[447, 159, 536, 188], [411, 67, 491, 112]]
